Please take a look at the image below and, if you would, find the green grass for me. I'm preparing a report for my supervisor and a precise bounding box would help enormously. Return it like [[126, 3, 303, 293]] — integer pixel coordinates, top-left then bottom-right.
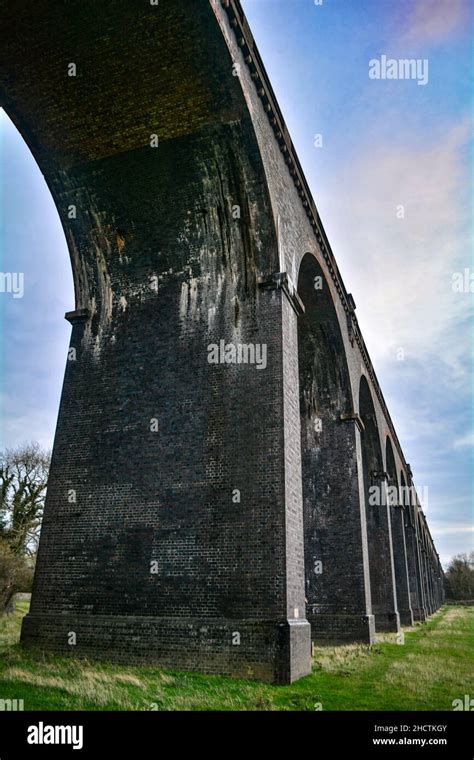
[[0, 604, 472, 711]]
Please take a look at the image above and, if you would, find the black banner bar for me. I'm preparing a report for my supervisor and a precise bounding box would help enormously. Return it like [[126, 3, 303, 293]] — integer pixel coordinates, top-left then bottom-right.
[[0, 711, 472, 758]]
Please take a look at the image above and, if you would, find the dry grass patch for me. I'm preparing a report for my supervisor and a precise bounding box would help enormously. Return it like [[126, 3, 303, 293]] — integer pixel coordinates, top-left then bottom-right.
[[1, 664, 139, 709], [313, 643, 373, 673]]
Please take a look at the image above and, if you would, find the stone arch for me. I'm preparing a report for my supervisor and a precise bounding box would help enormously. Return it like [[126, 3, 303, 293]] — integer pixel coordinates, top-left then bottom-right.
[[1, 0, 442, 681], [6, 0, 313, 682], [401, 468, 426, 620], [0, 0, 281, 337], [0, 102, 82, 306], [297, 253, 373, 643], [400, 470, 408, 505], [418, 519, 433, 614], [358, 376, 399, 632], [297, 253, 352, 418], [386, 439, 413, 625]]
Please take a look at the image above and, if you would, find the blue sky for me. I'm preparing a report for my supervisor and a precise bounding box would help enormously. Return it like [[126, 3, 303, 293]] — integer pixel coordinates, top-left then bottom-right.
[[0, 0, 472, 567]]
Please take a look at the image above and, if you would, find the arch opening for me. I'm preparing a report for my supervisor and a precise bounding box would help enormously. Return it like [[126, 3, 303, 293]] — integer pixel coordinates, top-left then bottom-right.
[[359, 375, 399, 632], [0, 108, 74, 451], [297, 253, 372, 643], [386, 438, 413, 625]]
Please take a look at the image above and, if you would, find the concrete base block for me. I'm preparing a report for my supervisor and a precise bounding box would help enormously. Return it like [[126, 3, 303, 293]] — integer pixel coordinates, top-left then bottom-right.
[[21, 613, 311, 684], [373, 611, 400, 633], [308, 611, 376, 645]]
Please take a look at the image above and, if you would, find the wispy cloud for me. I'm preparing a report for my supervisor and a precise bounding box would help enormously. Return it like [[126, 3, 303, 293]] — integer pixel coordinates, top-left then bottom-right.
[[0, 393, 55, 451], [327, 117, 472, 382], [399, 0, 471, 47], [431, 520, 473, 568], [320, 112, 472, 564], [453, 431, 474, 449], [431, 521, 474, 536]]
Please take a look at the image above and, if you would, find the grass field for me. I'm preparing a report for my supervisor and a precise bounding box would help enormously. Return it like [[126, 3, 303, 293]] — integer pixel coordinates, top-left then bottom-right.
[[0, 603, 472, 711]]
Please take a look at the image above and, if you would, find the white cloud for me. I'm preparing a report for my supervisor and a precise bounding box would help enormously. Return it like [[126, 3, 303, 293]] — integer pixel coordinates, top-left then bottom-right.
[[431, 520, 473, 568], [0, 393, 55, 452], [453, 431, 474, 449], [399, 0, 470, 47], [325, 117, 472, 387], [431, 521, 474, 536]]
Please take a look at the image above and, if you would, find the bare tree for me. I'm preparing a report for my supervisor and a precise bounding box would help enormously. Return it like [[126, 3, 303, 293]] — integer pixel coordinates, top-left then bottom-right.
[[445, 552, 474, 601], [0, 538, 30, 613], [0, 442, 50, 557]]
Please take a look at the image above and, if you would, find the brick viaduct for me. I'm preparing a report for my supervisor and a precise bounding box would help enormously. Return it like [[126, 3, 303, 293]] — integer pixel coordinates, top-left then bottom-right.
[[0, 0, 444, 683]]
